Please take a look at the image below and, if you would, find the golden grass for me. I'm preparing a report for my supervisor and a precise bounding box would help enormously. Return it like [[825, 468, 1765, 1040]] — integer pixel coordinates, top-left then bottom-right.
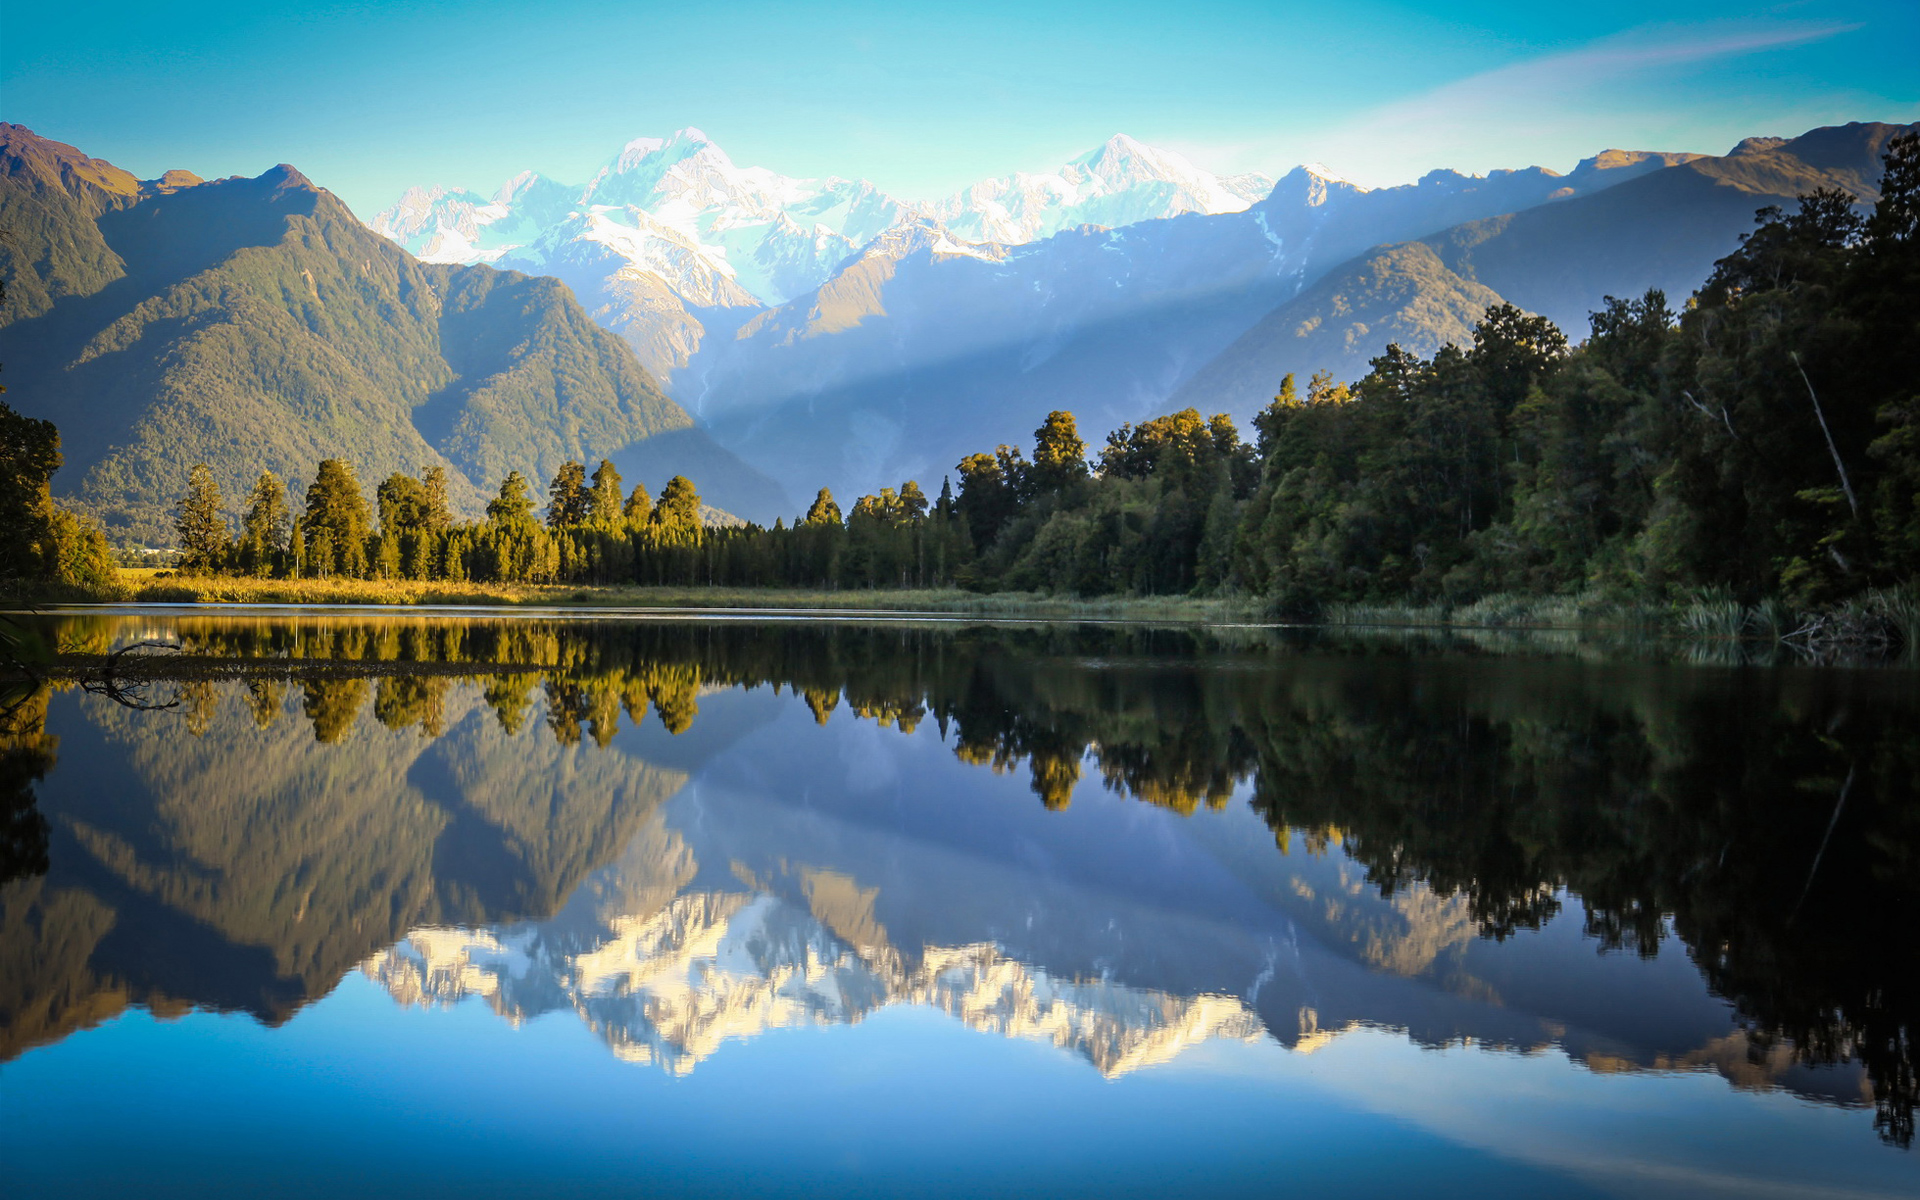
[[69, 570, 1269, 623]]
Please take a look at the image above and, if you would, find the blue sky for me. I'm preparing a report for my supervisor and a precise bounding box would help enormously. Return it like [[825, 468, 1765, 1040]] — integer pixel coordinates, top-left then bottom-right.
[[5, 0, 1916, 219]]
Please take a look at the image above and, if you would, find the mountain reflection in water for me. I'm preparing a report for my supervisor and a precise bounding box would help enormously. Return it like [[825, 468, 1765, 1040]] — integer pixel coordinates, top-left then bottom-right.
[[2, 613, 1917, 1170]]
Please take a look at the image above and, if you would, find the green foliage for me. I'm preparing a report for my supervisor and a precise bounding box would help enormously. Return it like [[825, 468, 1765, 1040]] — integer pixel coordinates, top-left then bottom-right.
[[955, 447, 1024, 549], [0, 400, 61, 584], [304, 459, 371, 579], [622, 480, 654, 524], [653, 476, 701, 530], [1028, 410, 1089, 494], [173, 464, 229, 573], [802, 488, 842, 528], [376, 473, 433, 535], [589, 461, 623, 525], [547, 461, 590, 528], [240, 471, 291, 576], [487, 471, 537, 526], [44, 508, 115, 591]]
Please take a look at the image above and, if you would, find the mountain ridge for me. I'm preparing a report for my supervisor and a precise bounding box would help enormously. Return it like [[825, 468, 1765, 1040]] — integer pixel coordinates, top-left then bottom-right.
[[672, 130, 1725, 503], [0, 125, 787, 538], [1169, 119, 1916, 419]]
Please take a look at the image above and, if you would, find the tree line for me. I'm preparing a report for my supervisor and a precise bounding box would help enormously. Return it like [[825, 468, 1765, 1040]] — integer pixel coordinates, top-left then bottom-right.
[[169, 456, 976, 590], [952, 132, 1920, 613]]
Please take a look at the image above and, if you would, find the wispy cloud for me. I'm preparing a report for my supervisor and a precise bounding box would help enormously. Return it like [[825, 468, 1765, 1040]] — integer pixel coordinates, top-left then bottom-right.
[[1185, 21, 1867, 187]]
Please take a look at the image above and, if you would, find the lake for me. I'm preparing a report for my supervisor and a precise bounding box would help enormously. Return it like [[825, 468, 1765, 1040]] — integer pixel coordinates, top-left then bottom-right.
[[2, 611, 1916, 1199]]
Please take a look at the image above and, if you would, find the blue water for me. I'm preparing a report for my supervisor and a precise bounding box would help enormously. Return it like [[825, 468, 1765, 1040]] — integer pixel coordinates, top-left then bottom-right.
[[1, 615, 1914, 1198]]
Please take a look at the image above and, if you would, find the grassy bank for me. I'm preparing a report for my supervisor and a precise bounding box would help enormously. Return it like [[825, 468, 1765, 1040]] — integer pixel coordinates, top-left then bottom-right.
[[17, 569, 1266, 623], [1324, 586, 1920, 652], [11, 571, 1914, 650]]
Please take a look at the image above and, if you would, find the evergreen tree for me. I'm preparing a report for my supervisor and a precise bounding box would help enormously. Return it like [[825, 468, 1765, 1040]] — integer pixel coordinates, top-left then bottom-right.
[[955, 449, 1021, 548], [303, 459, 371, 578], [376, 473, 432, 533], [240, 471, 290, 575], [899, 480, 929, 521], [654, 475, 702, 529], [1029, 410, 1089, 494], [547, 460, 590, 528], [421, 465, 452, 531], [488, 471, 536, 526], [174, 463, 229, 572], [623, 480, 654, 524], [0, 400, 61, 581], [589, 460, 623, 524], [803, 488, 842, 527]]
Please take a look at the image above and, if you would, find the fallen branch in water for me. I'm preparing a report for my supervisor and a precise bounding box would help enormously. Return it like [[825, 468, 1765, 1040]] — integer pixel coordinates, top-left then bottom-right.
[[78, 640, 184, 710]]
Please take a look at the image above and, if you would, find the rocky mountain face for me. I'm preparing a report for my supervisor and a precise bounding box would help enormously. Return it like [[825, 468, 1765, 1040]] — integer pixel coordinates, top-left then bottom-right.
[[1169, 121, 1916, 418], [0, 125, 786, 538]]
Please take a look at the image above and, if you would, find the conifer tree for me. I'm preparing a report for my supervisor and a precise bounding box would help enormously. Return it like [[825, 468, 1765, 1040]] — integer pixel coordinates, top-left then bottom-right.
[[803, 487, 842, 527], [376, 473, 431, 533], [589, 460, 623, 525], [654, 475, 702, 529], [488, 472, 536, 525], [174, 463, 229, 572], [547, 461, 590, 528], [1030, 410, 1089, 494], [421, 466, 451, 530], [623, 480, 654, 524], [240, 471, 290, 575], [303, 459, 370, 578], [0, 400, 61, 580]]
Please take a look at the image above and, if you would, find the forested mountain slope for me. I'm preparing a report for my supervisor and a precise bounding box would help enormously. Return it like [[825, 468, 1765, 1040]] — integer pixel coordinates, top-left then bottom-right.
[[1171, 121, 1916, 417], [0, 125, 786, 539]]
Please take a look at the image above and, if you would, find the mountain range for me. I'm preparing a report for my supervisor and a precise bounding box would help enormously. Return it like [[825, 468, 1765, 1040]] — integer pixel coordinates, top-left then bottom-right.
[[368, 122, 1909, 511], [4, 118, 1910, 534], [371, 129, 1275, 385], [1170, 122, 1916, 415], [0, 124, 785, 540]]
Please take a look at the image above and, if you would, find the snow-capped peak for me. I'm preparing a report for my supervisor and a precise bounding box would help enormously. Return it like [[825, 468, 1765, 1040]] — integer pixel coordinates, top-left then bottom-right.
[[608, 127, 721, 174], [929, 135, 1271, 245], [368, 128, 1279, 324], [1299, 161, 1354, 187]]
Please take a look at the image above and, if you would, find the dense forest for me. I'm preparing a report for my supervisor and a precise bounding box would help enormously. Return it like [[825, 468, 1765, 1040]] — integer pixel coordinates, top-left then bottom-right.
[[4, 135, 1915, 628]]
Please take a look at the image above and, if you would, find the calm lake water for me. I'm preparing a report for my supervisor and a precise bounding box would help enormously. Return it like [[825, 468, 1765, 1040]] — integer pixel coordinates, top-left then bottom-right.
[[2, 612, 1916, 1199]]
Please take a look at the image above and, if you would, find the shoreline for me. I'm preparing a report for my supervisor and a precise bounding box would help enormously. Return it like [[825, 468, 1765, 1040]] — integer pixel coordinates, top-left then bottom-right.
[[4, 572, 1913, 650]]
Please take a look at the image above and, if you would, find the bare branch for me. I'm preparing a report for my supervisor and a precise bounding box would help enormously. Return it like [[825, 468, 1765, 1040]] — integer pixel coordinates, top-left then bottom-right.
[[1791, 352, 1860, 520]]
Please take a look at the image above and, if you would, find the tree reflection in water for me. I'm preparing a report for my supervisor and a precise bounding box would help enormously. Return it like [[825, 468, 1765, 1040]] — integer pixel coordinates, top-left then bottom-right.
[[2, 614, 1915, 1146]]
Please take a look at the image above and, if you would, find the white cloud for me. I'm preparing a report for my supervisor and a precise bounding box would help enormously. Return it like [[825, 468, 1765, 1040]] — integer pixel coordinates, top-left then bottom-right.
[[1185, 21, 1867, 188]]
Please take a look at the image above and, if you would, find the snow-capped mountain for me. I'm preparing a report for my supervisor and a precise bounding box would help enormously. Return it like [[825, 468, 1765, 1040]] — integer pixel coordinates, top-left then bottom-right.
[[365, 888, 1263, 1077], [372, 128, 909, 312], [928, 134, 1272, 244], [372, 171, 576, 264], [370, 129, 1271, 302], [365, 129, 1279, 381]]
